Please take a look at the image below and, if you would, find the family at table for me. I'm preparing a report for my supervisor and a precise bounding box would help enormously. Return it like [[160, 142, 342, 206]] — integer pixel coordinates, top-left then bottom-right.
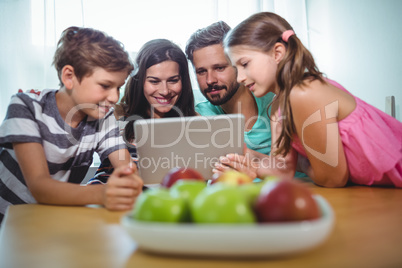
[[0, 12, 401, 226]]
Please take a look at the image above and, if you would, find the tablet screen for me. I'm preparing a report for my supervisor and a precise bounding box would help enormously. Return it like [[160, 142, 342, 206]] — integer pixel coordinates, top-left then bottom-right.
[[133, 114, 245, 184]]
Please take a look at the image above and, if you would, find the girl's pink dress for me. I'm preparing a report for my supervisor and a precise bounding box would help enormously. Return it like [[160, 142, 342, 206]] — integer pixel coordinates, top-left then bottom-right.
[[291, 79, 402, 187]]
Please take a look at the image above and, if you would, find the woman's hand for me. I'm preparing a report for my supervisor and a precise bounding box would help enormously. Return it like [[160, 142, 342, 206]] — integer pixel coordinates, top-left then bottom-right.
[[213, 147, 267, 179], [103, 163, 143, 211], [214, 146, 297, 180]]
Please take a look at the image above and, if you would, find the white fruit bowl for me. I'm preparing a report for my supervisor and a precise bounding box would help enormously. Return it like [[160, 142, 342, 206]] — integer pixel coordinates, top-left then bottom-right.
[[121, 195, 334, 257]]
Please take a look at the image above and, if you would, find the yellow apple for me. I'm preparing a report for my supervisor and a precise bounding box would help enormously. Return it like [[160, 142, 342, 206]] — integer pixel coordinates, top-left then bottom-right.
[[210, 170, 253, 186]]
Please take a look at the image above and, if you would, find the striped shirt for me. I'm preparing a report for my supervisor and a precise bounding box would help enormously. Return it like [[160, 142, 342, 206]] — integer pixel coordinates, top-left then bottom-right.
[[0, 90, 126, 223], [86, 118, 138, 185]]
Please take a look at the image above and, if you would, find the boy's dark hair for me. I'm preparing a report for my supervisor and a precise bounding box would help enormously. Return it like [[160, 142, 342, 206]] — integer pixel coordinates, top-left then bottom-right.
[[185, 21, 231, 63], [52, 26, 133, 86]]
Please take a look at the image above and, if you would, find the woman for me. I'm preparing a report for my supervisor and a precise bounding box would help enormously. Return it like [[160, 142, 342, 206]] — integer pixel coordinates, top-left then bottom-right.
[[88, 39, 197, 184]]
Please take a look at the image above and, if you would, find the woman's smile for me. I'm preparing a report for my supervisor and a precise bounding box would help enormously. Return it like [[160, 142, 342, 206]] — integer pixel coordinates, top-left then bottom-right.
[[154, 96, 174, 105]]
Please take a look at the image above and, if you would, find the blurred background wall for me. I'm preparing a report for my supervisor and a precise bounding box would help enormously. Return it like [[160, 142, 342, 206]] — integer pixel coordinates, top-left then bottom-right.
[[1, 0, 400, 125]]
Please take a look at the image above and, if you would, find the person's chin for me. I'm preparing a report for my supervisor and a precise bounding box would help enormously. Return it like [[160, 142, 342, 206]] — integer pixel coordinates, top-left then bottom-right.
[[206, 92, 221, 100], [209, 93, 231, 105], [155, 106, 173, 115], [92, 111, 107, 119], [253, 90, 266, 98]]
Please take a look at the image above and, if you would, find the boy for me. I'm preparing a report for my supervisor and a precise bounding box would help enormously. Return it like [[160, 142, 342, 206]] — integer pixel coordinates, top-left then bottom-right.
[[0, 26, 143, 224]]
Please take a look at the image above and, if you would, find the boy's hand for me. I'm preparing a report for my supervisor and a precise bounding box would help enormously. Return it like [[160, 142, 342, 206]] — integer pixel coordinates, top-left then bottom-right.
[[103, 163, 143, 211]]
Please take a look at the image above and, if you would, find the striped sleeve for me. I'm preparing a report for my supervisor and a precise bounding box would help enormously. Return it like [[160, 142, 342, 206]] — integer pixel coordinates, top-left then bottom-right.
[[0, 94, 42, 148], [96, 113, 127, 162]]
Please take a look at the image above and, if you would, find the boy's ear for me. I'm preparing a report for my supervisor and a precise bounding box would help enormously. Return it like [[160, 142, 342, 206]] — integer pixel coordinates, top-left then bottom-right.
[[274, 43, 286, 64], [61, 65, 75, 90]]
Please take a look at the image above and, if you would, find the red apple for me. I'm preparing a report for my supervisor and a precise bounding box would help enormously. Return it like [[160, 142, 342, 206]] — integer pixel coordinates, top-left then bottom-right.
[[210, 170, 253, 185], [161, 167, 205, 188], [255, 180, 320, 222]]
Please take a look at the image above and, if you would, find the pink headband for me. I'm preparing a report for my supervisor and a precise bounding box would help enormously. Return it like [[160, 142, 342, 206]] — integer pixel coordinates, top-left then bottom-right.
[[282, 30, 294, 42]]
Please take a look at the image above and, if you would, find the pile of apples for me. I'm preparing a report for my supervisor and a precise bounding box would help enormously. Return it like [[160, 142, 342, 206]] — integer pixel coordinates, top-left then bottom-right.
[[132, 167, 320, 224]]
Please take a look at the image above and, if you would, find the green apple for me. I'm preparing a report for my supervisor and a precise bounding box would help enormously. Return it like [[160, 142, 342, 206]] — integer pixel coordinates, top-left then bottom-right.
[[169, 180, 207, 222], [170, 180, 207, 206], [239, 176, 281, 205], [263, 175, 280, 183], [133, 188, 187, 223], [238, 182, 265, 205], [191, 184, 256, 224]]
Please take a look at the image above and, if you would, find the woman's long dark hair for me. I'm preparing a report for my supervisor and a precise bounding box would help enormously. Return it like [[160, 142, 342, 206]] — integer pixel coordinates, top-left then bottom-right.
[[224, 12, 324, 156], [117, 39, 196, 141]]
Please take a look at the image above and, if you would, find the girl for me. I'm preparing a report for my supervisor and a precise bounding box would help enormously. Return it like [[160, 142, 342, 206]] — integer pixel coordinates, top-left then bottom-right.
[[88, 39, 197, 184], [217, 12, 402, 187]]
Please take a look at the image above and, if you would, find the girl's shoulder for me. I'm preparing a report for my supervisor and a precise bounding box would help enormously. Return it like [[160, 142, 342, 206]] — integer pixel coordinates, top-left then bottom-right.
[[288, 78, 335, 117], [290, 78, 327, 95], [289, 78, 356, 120], [289, 78, 334, 104]]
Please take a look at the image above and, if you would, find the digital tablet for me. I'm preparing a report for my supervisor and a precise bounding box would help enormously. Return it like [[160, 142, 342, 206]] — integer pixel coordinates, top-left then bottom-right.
[[133, 114, 245, 185]]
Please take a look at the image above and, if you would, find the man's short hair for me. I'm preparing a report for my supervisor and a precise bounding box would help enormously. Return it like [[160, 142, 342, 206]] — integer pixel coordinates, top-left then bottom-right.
[[185, 21, 231, 63]]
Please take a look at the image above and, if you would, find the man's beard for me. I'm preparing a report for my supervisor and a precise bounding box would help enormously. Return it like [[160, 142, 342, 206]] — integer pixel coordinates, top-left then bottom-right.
[[202, 81, 240, 106]]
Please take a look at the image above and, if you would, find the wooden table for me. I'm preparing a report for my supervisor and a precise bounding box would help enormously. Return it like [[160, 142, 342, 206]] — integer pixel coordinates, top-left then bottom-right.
[[1, 182, 401, 268]]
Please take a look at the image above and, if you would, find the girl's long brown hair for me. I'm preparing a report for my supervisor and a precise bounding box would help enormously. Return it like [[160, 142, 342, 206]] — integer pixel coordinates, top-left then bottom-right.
[[224, 12, 324, 156]]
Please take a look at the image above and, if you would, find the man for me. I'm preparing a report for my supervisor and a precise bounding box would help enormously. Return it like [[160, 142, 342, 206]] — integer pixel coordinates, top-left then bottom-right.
[[185, 21, 275, 156], [185, 21, 306, 178]]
